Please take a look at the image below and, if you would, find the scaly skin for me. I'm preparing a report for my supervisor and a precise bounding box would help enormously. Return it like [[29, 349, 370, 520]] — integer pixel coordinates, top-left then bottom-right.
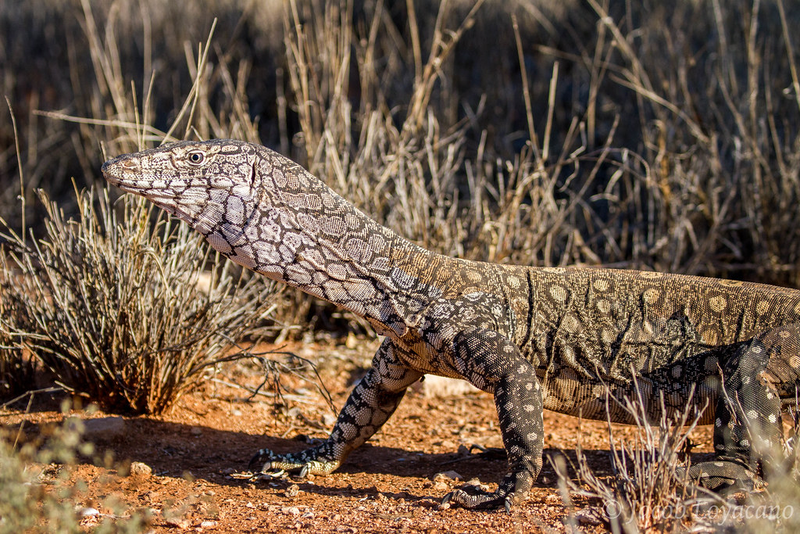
[[103, 139, 800, 509]]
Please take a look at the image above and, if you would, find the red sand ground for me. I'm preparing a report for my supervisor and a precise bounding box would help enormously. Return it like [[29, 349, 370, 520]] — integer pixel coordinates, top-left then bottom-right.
[[2, 340, 715, 533]]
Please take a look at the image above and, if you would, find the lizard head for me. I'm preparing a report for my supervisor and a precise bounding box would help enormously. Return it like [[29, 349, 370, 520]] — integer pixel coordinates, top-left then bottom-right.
[[102, 139, 265, 260]]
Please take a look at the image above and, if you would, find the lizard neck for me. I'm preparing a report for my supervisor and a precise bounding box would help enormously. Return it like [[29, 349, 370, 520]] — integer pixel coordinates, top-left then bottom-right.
[[220, 148, 450, 338]]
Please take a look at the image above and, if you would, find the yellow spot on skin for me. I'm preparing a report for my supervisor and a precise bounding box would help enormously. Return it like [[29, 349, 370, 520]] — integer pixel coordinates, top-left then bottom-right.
[[790, 356, 800, 368], [704, 376, 720, 389], [596, 299, 611, 314], [709, 296, 727, 313], [642, 321, 654, 337], [601, 328, 615, 344], [642, 288, 660, 304], [702, 329, 719, 345], [466, 270, 483, 283], [756, 301, 770, 315], [562, 314, 581, 332], [639, 271, 664, 279], [550, 285, 567, 302], [593, 279, 610, 292]]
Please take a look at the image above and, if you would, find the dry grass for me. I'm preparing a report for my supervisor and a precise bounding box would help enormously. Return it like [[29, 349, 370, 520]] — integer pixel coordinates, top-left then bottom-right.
[[0, 187, 274, 414], [5, 1, 800, 288], [554, 386, 706, 532], [0, 280, 37, 399], [552, 383, 800, 532], [0, 1, 283, 413]]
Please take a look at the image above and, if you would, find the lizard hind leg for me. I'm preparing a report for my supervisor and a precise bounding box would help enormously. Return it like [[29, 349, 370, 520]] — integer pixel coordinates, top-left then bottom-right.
[[689, 331, 794, 493]]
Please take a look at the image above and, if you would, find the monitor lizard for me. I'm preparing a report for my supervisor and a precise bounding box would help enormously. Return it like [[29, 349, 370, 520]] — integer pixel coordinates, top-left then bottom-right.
[[102, 139, 800, 510]]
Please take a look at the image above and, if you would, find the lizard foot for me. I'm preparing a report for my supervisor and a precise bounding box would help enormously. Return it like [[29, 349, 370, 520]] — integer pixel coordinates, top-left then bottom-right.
[[683, 459, 759, 495], [248, 446, 341, 478], [441, 485, 524, 512]]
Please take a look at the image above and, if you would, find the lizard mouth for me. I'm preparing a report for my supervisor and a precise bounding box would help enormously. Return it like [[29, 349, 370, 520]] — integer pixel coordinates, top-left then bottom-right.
[[101, 155, 141, 187]]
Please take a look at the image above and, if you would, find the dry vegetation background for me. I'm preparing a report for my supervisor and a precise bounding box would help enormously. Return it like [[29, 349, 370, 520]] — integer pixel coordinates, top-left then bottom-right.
[[4, 0, 800, 404], [3, 0, 800, 530]]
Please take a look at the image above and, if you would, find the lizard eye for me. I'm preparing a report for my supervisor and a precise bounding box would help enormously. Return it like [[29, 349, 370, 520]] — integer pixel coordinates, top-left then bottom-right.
[[187, 151, 205, 165]]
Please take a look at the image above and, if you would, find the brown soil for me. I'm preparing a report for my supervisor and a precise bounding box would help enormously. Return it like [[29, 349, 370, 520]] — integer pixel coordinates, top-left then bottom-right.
[[1, 340, 715, 533]]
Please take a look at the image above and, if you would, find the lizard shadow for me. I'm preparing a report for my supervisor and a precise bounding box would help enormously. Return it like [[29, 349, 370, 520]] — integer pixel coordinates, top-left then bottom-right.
[[4, 411, 697, 507]]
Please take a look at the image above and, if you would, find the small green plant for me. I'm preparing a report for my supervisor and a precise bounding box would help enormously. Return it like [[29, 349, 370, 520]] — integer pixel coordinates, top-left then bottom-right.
[[0, 404, 149, 533], [0, 187, 275, 414]]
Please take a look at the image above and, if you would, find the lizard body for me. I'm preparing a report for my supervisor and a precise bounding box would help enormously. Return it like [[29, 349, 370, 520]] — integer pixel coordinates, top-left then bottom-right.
[[103, 140, 800, 509]]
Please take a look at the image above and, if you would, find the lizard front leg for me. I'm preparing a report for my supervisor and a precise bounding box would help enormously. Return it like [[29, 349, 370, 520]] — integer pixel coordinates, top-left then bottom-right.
[[250, 339, 422, 476], [443, 329, 543, 510]]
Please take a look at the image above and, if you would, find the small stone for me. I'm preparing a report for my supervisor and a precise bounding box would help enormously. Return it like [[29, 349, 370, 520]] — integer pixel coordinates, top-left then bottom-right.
[[423, 376, 479, 398], [322, 414, 338, 427], [82, 417, 125, 440], [281, 506, 301, 516], [346, 332, 358, 349], [433, 481, 449, 491], [165, 518, 190, 529], [129, 462, 152, 476], [78, 507, 100, 517], [285, 484, 300, 498], [545, 494, 561, 505], [575, 508, 603, 526], [191, 427, 203, 436], [200, 520, 217, 528], [433, 470, 463, 482]]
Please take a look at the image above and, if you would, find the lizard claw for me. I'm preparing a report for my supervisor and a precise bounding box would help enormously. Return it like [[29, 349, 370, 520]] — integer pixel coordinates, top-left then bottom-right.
[[441, 486, 518, 511], [247, 445, 342, 477], [248, 448, 280, 473]]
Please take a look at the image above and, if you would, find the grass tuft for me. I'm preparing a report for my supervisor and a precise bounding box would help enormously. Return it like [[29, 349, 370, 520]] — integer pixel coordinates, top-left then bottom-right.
[[555, 385, 707, 532], [0, 188, 273, 414]]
